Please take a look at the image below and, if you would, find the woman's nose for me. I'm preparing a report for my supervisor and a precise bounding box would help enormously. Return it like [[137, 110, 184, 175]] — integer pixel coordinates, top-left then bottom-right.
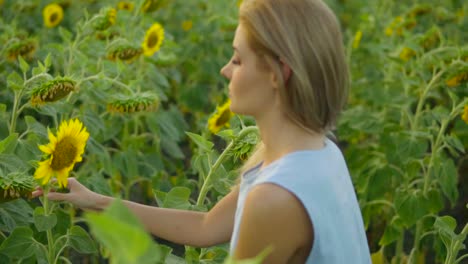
[[220, 64, 230, 79]]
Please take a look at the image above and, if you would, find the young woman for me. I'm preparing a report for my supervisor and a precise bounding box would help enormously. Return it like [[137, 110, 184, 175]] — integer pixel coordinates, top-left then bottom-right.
[[34, 0, 371, 263]]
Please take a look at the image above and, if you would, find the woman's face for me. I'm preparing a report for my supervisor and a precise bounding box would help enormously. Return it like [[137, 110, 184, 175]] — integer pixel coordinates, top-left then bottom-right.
[[220, 24, 278, 118]]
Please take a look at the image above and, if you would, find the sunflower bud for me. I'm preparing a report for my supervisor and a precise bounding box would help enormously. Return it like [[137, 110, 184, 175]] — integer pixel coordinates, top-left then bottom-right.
[[93, 8, 117, 31], [5, 38, 37, 62], [107, 93, 159, 113], [30, 77, 77, 106], [419, 27, 441, 51], [107, 45, 142, 63]]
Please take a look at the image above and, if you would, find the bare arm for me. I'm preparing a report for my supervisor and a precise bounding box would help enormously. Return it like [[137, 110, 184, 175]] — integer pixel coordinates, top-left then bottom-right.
[[34, 178, 239, 248]]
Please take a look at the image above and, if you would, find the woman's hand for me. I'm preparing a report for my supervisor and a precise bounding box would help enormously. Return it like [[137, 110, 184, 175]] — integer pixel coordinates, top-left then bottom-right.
[[32, 177, 104, 210]]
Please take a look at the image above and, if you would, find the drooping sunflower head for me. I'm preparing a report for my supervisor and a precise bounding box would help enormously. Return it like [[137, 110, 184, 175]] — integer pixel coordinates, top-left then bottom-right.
[[107, 45, 143, 63], [6, 38, 38, 62], [43, 3, 64, 28], [445, 66, 468, 87], [92, 7, 117, 31], [34, 119, 89, 188], [208, 99, 234, 134], [117, 1, 134, 11], [0, 171, 35, 203], [142, 23, 164, 57], [30, 77, 77, 106], [107, 93, 159, 113], [399, 47, 416, 61]]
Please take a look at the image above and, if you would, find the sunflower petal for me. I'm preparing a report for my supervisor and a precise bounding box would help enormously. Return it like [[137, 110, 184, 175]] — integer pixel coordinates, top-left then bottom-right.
[[39, 144, 53, 154], [56, 170, 69, 188]]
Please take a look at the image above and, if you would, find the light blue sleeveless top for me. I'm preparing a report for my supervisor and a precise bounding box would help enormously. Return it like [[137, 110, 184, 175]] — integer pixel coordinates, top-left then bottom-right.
[[229, 138, 371, 263]]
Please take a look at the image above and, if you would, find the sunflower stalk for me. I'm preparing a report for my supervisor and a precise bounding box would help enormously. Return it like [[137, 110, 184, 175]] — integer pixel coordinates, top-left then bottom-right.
[[41, 186, 56, 263], [196, 126, 258, 206], [9, 72, 51, 134]]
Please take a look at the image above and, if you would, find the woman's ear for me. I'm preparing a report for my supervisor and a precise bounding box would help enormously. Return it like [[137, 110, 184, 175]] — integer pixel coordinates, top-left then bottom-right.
[[280, 58, 292, 84], [271, 58, 291, 89]]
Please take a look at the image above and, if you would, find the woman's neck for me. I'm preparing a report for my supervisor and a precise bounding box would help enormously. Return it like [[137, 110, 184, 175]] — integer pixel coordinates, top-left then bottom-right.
[[256, 112, 325, 167]]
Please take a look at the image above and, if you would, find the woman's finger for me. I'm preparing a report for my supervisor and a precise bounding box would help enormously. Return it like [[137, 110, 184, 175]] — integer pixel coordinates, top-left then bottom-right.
[[31, 189, 43, 198], [47, 191, 70, 202]]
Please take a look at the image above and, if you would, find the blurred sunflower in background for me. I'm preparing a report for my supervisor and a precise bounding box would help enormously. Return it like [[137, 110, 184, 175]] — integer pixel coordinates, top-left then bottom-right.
[[208, 99, 234, 134], [117, 1, 134, 11], [142, 23, 164, 57], [43, 3, 64, 28], [34, 119, 89, 188], [462, 105, 468, 124]]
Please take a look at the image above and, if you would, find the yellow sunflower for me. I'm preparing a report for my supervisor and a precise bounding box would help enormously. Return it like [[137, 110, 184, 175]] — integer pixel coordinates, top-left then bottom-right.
[[181, 20, 193, 31], [208, 99, 234, 134], [43, 3, 64, 28], [142, 23, 164, 57], [34, 119, 89, 188], [117, 1, 134, 11], [462, 105, 468, 124]]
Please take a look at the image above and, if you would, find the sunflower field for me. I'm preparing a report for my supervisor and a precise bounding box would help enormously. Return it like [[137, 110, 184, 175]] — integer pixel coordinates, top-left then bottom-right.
[[0, 0, 467, 263]]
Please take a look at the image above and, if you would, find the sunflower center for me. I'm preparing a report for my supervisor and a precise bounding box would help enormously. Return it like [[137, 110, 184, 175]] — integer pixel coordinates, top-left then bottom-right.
[[147, 32, 159, 48], [216, 109, 231, 126], [50, 137, 78, 170], [50, 12, 59, 23]]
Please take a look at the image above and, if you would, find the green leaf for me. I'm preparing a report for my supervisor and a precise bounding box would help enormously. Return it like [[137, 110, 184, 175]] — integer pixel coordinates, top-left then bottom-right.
[[0, 227, 43, 259], [433, 216, 457, 249], [24, 116, 48, 138], [434, 216, 457, 235], [18, 56, 29, 74], [155, 187, 192, 210], [0, 208, 16, 232], [0, 134, 19, 154], [0, 199, 34, 227], [394, 189, 430, 227], [445, 134, 465, 154], [433, 157, 459, 206], [186, 132, 214, 152], [67, 225, 97, 254], [385, 133, 428, 166], [426, 189, 444, 214], [160, 139, 185, 159], [0, 154, 30, 172], [7, 72, 23, 91], [379, 217, 403, 246], [84, 199, 165, 264], [33, 207, 57, 232], [59, 27, 72, 42], [163, 187, 191, 210], [44, 53, 52, 69], [223, 246, 272, 264]]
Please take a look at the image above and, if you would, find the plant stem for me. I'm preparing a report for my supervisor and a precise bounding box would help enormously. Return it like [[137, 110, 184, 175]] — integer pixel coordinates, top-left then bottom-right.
[[395, 231, 405, 264], [9, 90, 21, 135], [196, 126, 258, 206], [411, 70, 444, 131], [43, 187, 55, 263]]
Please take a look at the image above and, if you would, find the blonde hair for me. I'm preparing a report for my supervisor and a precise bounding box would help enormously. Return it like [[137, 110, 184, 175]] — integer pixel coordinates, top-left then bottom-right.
[[237, 0, 349, 173]]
